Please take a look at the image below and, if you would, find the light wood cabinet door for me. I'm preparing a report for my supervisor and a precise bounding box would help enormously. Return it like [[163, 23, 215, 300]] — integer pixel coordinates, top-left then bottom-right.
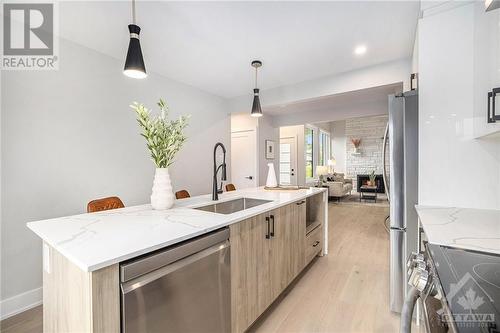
[[292, 200, 307, 273], [269, 201, 306, 299], [230, 201, 307, 332], [230, 212, 272, 333], [269, 208, 286, 299]]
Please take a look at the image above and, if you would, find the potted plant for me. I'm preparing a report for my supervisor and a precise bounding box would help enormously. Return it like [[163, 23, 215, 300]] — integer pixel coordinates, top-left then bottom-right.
[[131, 99, 190, 210], [351, 138, 361, 153], [368, 170, 377, 187]]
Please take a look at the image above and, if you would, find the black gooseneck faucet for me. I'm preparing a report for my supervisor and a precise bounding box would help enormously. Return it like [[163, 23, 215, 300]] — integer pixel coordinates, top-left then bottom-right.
[[212, 142, 227, 201]]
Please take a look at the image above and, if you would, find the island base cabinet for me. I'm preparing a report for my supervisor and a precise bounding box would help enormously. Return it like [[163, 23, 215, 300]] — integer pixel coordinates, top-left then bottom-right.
[[230, 200, 307, 333], [270, 202, 306, 298], [43, 243, 120, 333], [230, 212, 273, 333]]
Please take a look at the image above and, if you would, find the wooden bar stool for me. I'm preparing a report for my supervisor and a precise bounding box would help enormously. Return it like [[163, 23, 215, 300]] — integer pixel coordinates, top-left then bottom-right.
[[175, 190, 191, 199], [225, 184, 236, 192], [87, 196, 124, 213]]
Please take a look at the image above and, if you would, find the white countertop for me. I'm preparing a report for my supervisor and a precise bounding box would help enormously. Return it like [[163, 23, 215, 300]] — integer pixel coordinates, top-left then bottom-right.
[[415, 205, 500, 255], [28, 187, 326, 272]]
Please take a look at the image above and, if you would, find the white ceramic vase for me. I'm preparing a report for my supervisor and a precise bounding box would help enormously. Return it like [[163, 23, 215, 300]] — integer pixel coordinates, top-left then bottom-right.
[[150, 168, 175, 210], [266, 163, 278, 188]]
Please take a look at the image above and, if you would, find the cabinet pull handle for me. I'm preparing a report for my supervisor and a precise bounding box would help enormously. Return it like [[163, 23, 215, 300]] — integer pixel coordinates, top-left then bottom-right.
[[488, 87, 500, 123], [270, 215, 275, 237], [265, 216, 271, 239], [296, 200, 305, 205], [313, 241, 320, 247]]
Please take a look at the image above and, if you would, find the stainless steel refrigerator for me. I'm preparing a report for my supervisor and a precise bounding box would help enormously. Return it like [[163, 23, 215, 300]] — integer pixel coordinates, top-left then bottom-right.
[[383, 90, 419, 313]]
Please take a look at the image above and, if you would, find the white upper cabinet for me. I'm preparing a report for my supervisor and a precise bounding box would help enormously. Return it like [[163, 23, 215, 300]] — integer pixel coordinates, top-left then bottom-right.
[[418, 3, 500, 209], [473, 2, 500, 138]]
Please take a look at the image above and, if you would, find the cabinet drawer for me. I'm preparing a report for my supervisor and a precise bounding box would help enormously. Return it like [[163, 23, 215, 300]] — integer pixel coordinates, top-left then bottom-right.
[[305, 225, 322, 263]]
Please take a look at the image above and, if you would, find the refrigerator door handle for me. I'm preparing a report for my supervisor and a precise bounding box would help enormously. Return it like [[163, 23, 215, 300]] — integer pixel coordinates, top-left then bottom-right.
[[382, 122, 390, 203]]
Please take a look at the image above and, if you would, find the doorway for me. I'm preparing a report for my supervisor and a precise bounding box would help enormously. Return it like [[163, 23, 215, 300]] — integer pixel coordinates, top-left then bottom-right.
[[230, 130, 258, 189], [279, 137, 297, 185]]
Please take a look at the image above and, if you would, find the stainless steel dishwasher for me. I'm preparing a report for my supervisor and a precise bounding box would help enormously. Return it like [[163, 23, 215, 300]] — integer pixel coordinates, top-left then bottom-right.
[[120, 228, 231, 333]]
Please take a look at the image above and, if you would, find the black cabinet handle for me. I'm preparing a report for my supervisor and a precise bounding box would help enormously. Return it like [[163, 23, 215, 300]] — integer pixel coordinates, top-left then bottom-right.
[[265, 216, 270, 239], [488, 87, 500, 123], [313, 241, 320, 247], [270, 215, 275, 237], [296, 200, 305, 205]]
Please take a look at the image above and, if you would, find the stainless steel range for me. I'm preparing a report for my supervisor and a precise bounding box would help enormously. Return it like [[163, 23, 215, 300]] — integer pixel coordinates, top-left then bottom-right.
[[402, 244, 500, 333]]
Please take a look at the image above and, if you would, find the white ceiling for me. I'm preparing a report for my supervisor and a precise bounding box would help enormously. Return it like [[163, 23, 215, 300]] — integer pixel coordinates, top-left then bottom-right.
[[59, 1, 420, 98]]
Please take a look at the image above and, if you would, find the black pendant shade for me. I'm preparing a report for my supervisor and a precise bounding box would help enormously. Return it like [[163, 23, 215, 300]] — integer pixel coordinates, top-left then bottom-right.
[[251, 88, 263, 117], [124, 24, 147, 79], [250, 60, 263, 117]]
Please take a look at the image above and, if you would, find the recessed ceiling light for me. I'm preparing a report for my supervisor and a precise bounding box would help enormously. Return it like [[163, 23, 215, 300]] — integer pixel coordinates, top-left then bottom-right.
[[354, 45, 367, 56]]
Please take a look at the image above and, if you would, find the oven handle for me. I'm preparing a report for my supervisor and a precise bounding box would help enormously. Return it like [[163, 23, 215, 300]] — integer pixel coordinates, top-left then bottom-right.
[[400, 286, 420, 333], [121, 240, 229, 294]]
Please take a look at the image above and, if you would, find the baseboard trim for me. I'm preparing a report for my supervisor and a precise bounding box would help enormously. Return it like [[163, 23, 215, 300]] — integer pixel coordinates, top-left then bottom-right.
[[0, 287, 42, 321]]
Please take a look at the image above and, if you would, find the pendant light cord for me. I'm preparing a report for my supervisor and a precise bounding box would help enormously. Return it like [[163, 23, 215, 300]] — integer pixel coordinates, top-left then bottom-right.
[[132, 0, 136, 24], [255, 66, 258, 89]]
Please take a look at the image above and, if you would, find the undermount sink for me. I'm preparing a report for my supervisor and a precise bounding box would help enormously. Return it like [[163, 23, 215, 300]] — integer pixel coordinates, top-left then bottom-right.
[[194, 198, 272, 215]]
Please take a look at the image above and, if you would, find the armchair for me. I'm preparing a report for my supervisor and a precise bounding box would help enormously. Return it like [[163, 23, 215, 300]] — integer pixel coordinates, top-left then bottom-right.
[[324, 173, 353, 200]]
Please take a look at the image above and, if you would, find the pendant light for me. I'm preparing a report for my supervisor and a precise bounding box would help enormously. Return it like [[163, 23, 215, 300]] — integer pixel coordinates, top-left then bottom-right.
[[124, 0, 147, 79], [250, 60, 263, 117], [486, 0, 500, 11]]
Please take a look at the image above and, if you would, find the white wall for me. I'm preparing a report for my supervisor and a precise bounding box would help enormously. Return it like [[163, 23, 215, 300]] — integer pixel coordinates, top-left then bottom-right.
[[331, 120, 347, 174], [228, 58, 412, 113], [271, 99, 388, 128], [1, 39, 230, 318], [411, 22, 419, 74], [419, 3, 500, 209], [258, 116, 279, 186], [230, 112, 258, 132]]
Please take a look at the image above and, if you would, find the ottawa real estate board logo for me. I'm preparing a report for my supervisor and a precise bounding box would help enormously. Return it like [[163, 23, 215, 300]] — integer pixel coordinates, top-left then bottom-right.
[[2, 2, 59, 70], [438, 272, 496, 329]]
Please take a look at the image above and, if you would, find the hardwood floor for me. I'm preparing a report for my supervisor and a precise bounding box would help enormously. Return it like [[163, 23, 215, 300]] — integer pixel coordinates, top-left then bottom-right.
[[249, 203, 400, 333], [0, 305, 42, 333], [0, 203, 399, 333]]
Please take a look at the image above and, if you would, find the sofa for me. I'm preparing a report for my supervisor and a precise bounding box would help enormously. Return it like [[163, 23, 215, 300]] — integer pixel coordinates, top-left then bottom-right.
[[324, 173, 353, 200]]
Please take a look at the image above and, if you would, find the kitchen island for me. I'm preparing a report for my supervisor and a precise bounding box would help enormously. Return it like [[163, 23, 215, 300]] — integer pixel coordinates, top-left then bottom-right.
[[28, 186, 328, 333]]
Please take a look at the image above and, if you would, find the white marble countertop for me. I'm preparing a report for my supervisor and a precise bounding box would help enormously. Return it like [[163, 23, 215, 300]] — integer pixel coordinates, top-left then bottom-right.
[[27, 187, 327, 272], [415, 205, 500, 255]]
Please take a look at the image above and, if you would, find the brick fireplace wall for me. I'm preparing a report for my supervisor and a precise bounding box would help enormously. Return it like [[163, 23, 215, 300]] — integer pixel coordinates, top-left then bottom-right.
[[345, 115, 390, 191]]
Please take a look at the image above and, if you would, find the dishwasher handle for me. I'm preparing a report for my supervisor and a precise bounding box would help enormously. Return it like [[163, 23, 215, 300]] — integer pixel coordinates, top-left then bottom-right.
[[120, 227, 229, 282], [121, 240, 230, 294]]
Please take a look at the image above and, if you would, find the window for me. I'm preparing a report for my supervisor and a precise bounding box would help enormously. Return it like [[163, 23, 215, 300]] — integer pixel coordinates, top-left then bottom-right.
[[305, 127, 314, 178], [319, 130, 331, 166], [279, 142, 291, 185]]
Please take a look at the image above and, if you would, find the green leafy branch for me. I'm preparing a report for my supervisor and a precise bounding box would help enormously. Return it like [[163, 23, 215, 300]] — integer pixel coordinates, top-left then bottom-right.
[[131, 99, 190, 168]]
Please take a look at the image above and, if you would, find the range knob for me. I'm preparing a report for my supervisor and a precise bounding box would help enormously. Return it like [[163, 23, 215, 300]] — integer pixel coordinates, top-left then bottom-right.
[[407, 252, 427, 277], [407, 252, 425, 268], [407, 260, 426, 277], [409, 267, 429, 292]]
